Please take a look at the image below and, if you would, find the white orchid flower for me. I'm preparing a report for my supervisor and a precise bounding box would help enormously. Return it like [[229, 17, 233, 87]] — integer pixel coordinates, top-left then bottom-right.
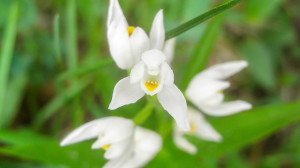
[[109, 49, 190, 131], [173, 107, 222, 154], [186, 61, 252, 116], [122, 127, 162, 168], [107, 0, 175, 69], [60, 117, 135, 168]]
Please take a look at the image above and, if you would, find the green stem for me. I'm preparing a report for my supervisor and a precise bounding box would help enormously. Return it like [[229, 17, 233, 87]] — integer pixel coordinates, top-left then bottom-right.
[[133, 103, 154, 126], [0, 1, 18, 123]]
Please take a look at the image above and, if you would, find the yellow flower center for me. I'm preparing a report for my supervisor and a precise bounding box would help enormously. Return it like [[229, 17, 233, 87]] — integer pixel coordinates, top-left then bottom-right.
[[145, 81, 159, 92], [189, 123, 196, 133], [218, 90, 223, 94], [102, 144, 110, 150], [127, 26, 135, 37]]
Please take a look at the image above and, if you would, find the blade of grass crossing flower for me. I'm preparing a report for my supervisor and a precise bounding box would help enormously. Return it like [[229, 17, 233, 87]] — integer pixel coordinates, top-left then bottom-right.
[[0, 2, 18, 124], [165, 0, 241, 40], [181, 15, 224, 90], [33, 80, 90, 129]]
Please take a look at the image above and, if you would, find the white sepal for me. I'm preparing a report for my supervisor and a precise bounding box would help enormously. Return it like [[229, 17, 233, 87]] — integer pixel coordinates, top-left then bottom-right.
[[150, 10, 165, 50]]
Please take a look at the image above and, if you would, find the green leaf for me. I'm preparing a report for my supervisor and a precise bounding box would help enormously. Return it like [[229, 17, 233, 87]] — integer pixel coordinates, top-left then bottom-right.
[[240, 39, 276, 89], [53, 14, 62, 65], [195, 100, 300, 156], [0, 1, 18, 124], [181, 16, 223, 89], [165, 0, 241, 40]]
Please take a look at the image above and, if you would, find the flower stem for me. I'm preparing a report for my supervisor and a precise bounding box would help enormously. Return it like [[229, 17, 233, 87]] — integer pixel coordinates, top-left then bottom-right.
[[133, 103, 154, 126]]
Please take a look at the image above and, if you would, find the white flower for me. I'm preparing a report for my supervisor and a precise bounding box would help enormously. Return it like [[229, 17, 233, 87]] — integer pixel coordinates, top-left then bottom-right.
[[174, 61, 252, 154], [107, 0, 175, 69], [122, 127, 162, 168], [60, 117, 135, 168], [173, 107, 222, 154], [109, 49, 190, 131], [186, 61, 252, 116]]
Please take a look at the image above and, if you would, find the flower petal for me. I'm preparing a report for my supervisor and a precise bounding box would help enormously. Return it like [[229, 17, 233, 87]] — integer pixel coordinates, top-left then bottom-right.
[[200, 61, 248, 80], [187, 108, 222, 142], [173, 125, 197, 154], [161, 62, 174, 85], [141, 49, 166, 71], [163, 38, 176, 64], [157, 84, 190, 131], [201, 100, 252, 116], [122, 127, 162, 168], [107, 0, 133, 69], [60, 117, 134, 146], [109, 77, 145, 110], [186, 78, 229, 104], [149, 10, 165, 50], [130, 27, 150, 64], [130, 62, 145, 83]]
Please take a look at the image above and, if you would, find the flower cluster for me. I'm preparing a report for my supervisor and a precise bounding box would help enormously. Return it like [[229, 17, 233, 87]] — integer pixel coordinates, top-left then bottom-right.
[[60, 0, 252, 166]]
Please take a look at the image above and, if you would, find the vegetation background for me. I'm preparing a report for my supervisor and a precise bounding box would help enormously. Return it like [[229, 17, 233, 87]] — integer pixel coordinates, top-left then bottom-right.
[[0, 0, 300, 167]]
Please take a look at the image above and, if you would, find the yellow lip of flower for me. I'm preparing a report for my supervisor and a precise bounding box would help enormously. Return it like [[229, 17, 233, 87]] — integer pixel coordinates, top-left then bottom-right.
[[189, 123, 196, 133], [218, 90, 223, 94], [102, 144, 111, 150], [127, 26, 135, 37], [145, 81, 159, 92]]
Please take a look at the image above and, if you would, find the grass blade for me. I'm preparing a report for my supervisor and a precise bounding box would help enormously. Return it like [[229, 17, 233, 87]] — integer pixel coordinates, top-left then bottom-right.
[[66, 0, 77, 70], [165, 0, 241, 40], [0, 2, 18, 123], [53, 14, 62, 64]]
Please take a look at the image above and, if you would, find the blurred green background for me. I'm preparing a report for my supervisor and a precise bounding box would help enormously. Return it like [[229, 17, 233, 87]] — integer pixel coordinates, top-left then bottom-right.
[[0, 0, 300, 167]]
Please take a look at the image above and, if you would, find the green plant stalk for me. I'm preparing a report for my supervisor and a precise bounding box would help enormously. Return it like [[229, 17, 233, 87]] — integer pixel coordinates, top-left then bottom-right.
[[133, 103, 153, 126], [66, 0, 78, 70], [165, 0, 242, 40], [0, 2, 18, 123], [53, 14, 62, 65], [181, 15, 224, 90]]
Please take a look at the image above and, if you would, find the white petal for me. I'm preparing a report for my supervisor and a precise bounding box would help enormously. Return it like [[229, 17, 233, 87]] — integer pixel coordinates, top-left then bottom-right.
[[109, 77, 145, 110], [173, 125, 197, 154], [122, 127, 162, 168], [60, 117, 134, 146], [141, 49, 166, 71], [200, 61, 248, 80], [107, 21, 133, 69], [130, 27, 150, 64], [107, 0, 133, 69], [161, 62, 174, 85], [163, 38, 176, 64], [150, 10, 165, 50], [157, 84, 190, 131], [130, 62, 145, 83], [107, 0, 128, 27], [201, 100, 252, 116], [186, 78, 229, 104], [187, 108, 222, 142]]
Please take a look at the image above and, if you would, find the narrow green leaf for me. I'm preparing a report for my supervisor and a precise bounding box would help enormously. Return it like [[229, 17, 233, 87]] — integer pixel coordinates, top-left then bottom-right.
[[66, 0, 78, 70], [181, 16, 223, 90], [165, 0, 241, 40], [53, 14, 62, 64], [240, 39, 276, 90], [0, 74, 28, 128], [0, 1, 18, 124], [33, 80, 90, 128]]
